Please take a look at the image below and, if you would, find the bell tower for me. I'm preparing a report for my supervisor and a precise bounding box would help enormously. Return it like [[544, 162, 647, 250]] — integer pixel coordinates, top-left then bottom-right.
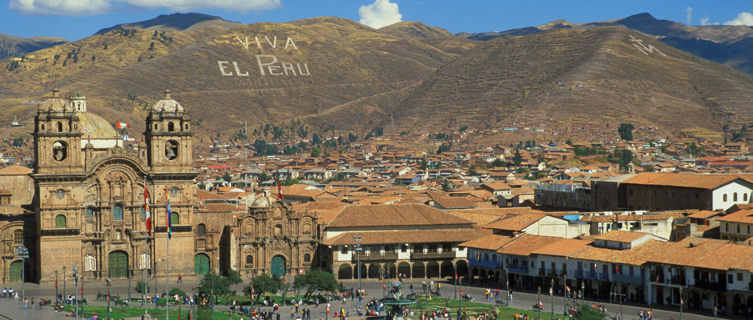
[[33, 89, 83, 175], [145, 89, 193, 174]]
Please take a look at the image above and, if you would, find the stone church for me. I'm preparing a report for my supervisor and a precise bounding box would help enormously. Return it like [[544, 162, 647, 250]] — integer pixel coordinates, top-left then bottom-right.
[[0, 89, 319, 284]]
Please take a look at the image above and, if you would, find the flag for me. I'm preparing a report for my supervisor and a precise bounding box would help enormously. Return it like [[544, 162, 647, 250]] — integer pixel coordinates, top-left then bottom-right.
[[144, 179, 151, 235], [277, 180, 283, 200], [566, 285, 570, 293], [165, 187, 172, 239], [116, 122, 130, 129]]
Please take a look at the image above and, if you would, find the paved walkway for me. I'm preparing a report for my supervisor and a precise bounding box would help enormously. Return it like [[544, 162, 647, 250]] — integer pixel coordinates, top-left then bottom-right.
[[0, 278, 736, 320]]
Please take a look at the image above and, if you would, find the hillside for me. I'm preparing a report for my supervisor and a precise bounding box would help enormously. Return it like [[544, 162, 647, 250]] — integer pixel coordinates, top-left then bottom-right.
[[0, 16, 466, 143], [2, 15, 753, 146], [0, 33, 66, 60], [394, 26, 753, 140]]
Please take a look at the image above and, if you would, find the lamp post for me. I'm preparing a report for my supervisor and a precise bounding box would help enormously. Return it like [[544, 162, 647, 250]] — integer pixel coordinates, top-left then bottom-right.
[[537, 286, 541, 320], [679, 287, 684, 320], [63, 266, 67, 303], [353, 235, 363, 293], [55, 270, 59, 303], [73, 266, 79, 320], [106, 278, 112, 320], [581, 282, 585, 306], [550, 278, 554, 320]]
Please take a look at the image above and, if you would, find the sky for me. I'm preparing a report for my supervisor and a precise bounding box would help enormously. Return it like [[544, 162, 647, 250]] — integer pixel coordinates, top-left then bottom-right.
[[2, 0, 753, 41]]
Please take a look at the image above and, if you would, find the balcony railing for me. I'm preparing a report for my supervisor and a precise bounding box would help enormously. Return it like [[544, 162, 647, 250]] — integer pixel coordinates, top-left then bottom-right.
[[469, 259, 500, 269], [612, 273, 643, 284], [670, 276, 687, 286], [694, 280, 725, 291], [353, 252, 398, 262], [411, 251, 455, 259], [506, 265, 529, 275]]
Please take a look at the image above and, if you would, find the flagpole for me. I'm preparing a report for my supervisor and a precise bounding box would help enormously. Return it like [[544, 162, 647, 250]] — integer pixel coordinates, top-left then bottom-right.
[[165, 187, 170, 320]]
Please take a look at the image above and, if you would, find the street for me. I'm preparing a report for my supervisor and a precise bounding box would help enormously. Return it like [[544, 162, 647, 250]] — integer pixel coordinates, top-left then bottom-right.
[[0, 278, 731, 320]]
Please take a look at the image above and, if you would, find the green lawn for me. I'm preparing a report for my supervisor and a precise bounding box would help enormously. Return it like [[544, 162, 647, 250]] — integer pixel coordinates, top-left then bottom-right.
[[63, 305, 245, 320], [409, 297, 604, 320]]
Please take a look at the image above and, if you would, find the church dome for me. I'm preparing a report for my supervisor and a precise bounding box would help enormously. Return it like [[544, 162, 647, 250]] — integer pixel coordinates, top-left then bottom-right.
[[77, 112, 118, 138], [151, 89, 184, 113], [251, 196, 277, 208]]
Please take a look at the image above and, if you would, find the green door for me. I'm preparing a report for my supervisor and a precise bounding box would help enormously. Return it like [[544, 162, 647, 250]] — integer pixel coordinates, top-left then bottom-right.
[[9, 261, 22, 282], [109, 251, 129, 278], [270, 255, 286, 277], [194, 254, 210, 275]]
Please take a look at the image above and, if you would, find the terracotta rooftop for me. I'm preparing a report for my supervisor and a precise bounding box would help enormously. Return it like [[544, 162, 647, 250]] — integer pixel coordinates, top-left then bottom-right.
[[0, 165, 32, 176], [483, 213, 548, 232], [622, 173, 750, 190], [322, 228, 485, 246], [496, 234, 561, 256], [327, 204, 475, 228], [458, 234, 515, 251], [717, 209, 753, 224], [591, 230, 650, 243], [531, 238, 593, 257]]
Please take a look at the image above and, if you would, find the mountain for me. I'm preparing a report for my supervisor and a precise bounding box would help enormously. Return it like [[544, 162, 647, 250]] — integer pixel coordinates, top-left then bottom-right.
[[2, 14, 753, 146], [395, 26, 753, 140], [95, 13, 238, 35], [0, 33, 66, 60], [464, 13, 753, 75], [0, 15, 468, 143]]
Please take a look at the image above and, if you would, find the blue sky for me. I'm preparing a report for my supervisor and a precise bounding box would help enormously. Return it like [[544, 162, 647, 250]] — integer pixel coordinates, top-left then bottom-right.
[[3, 0, 753, 41]]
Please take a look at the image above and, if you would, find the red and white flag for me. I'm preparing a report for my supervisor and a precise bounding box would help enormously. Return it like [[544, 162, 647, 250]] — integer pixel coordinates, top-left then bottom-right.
[[116, 122, 130, 129], [144, 178, 151, 235], [277, 180, 283, 200], [566, 285, 570, 293]]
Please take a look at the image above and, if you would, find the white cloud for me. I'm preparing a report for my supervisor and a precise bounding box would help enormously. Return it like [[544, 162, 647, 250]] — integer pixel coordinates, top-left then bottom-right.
[[700, 17, 720, 26], [725, 12, 753, 26], [121, 0, 280, 12], [9, 0, 280, 15], [358, 0, 402, 29], [686, 6, 693, 25], [10, 0, 110, 15]]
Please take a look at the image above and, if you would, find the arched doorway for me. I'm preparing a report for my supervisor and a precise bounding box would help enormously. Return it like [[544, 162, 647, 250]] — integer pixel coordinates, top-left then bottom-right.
[[108, 251, 129, 278], [9, 260, 23, 281], [441, 261, 454, 278], [413, 263, 425, 279], [194, 253, 210, 275], [398, 262, 411, 278], [271, 255, 286, 277], [456, 260, 469, 279], [384, 263, 396, 279], [368, 264, 381, 279], [427, 262, 440, 278], [338, 264, 353, 279]]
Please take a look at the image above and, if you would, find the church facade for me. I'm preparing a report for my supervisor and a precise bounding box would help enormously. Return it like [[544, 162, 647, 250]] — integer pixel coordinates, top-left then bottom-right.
[[0, 89, 320, 284]]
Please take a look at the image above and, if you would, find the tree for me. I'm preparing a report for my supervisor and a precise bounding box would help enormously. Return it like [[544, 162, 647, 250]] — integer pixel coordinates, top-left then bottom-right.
[[686, 142, 703, 157], [608, 149, 634, 172], [491, 159, 505, 167], [297, 125, 308, 139], [222, 173, 232, 182], [246, 274, 282, 301], [348, 132, 358, 143], [227, 269, 243, 285], [310, 147, 321, 157], [437, 143, 450, 153], [618, 123, 634, 141], [513, 148, 523, 166], [293, 269, 338, 299], [196, 272, 232, 296], [312, 133, 322, 145]]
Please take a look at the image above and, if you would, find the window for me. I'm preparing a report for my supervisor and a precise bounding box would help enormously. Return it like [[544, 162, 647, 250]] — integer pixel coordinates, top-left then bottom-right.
[[55, 189, 65, 199], [341, 246, 348, 254], [401, 245, 407, 253], [53, 140, 68, 161], [13, 230, 23, 244], [734, 192, 738, 202], [304, 253, 311, 262], [724, 194, 728, 202], [169, 187, 179, 197], [140, 207, 146, 221], [154, 124, 158, 130], [171, 212, 179, 225], [165, 140, 179, 160], [86, 206, 95, 217], [197, 224, 207, 236], [749, 225, 751, 234], [738, 273, 743, 281], [246, 255, 253, 266], [168, 122, 175, 132], [55, 214, 67, 228], [738, 224, 741, 234], [184, 124, 189, 130], [728, 274, 733, 283], [113, 203, 123, 221], [57, 121, 63, 132], [745, 193, 749, 202]]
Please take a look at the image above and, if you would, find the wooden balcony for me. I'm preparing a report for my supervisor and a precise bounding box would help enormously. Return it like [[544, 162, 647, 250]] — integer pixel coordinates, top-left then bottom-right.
[[411, 251, 456, 260], [353, 252, 398, 262]]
